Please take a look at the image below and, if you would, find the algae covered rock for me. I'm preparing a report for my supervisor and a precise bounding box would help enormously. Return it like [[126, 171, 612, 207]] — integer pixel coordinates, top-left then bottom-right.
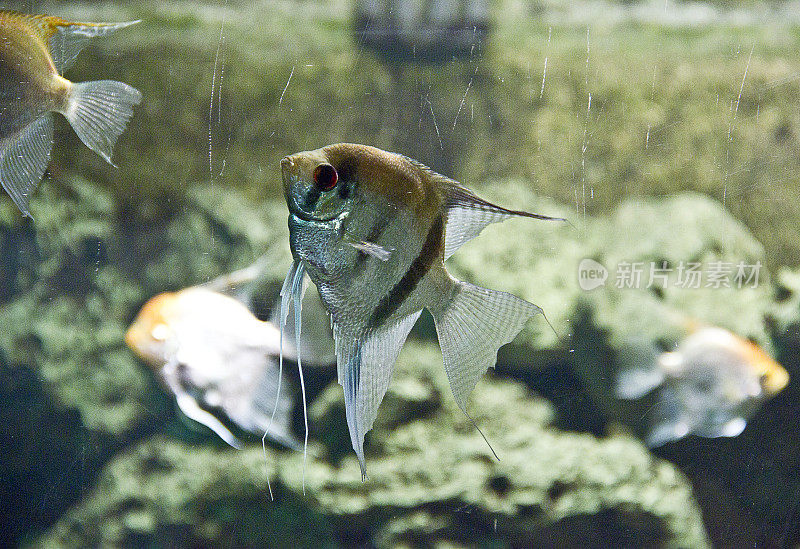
[[0, 177, 155, 437], [39, 340, 710, 548], [0, 176, 291, 544], [580, 191, 770, 349], [0, 176, 289, 440]]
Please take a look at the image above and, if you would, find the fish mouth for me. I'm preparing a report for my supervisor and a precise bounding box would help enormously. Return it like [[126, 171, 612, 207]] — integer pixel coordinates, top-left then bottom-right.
[[287, 200, 345, 224], [289, 209, 344, 225]]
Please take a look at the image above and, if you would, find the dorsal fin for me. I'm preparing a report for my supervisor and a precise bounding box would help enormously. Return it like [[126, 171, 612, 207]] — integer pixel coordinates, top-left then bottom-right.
[[2, 12, 66, 42], [47, 19, 140, 73], [2, 11, 140, 73], [397, 154, 567, 259], [442, 179, 568, 259]]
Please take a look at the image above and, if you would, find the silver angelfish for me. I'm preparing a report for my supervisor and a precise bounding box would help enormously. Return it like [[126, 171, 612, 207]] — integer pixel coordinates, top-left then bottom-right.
[[616, 325, 789, 447], [125, 280, 302, 452], [280, 143, 565, 479]]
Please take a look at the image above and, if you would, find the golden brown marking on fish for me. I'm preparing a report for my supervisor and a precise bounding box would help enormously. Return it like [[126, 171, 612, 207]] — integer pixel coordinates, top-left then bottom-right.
[[738, 338, 789, 394], [2, 12, 63, 72], [322, 143, 444, 222]]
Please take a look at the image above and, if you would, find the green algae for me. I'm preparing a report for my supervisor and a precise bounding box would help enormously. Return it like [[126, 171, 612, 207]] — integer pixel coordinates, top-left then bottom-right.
[[38, 341, 710, 548], [15, 0, 800, 271]]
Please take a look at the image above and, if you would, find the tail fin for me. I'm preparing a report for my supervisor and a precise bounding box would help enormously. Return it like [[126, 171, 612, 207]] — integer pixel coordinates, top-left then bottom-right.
[[431, 280, 543, 412], [64, 80, 142, 164]]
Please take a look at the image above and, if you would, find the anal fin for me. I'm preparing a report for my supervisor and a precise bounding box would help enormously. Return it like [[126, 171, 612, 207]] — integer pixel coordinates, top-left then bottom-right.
[[175, 391, 242, 450], [336, 310, 422, 479], [614, 339, 667, 400], [0, 114, 53, 217]]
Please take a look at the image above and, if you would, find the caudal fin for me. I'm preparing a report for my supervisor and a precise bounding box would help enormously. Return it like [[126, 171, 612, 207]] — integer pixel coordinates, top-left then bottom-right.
[[0, 114, 54, 217], [64, 80, 142, 164], [431, 281, 543, 412]]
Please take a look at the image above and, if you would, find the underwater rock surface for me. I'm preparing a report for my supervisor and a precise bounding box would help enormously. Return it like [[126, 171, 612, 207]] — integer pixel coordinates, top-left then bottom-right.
[[2, 172, 798, 547], [0, 177, 289, 544], [1, 1, 799, 546], [38, 341, 709, 548]]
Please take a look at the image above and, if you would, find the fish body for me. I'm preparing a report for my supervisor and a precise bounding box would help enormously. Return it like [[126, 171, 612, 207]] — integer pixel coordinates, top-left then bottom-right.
[[125, 286, 300, 450], [0, 11, 141, 217], [281, 143, 564, 476], [616, 326, 789, 447]]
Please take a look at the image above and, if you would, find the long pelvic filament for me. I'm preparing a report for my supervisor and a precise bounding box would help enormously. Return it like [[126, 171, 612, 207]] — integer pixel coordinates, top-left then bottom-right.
[[264, 260, 299, 500], [292, 261, 309, 495]]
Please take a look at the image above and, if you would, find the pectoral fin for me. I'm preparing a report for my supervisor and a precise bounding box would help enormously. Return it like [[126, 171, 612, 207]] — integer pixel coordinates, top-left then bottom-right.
[[335, 310, 422, 479], [347, 240, 393, 261]]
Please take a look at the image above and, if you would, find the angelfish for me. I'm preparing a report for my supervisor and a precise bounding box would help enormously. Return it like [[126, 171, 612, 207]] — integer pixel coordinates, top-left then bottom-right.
[[125, 286, 301, 452], [0, 11, 142, 217], [280, 143, 565, 478], [616, 326, 790, 447]]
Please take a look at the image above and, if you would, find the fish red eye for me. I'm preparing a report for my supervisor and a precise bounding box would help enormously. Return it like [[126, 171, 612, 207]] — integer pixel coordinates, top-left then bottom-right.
[[313, 164, 338, 191]]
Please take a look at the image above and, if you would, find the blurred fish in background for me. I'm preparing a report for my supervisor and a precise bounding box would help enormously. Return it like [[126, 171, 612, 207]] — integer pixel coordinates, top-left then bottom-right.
[[616, 325, 789, 447], [126, 262, 335, 451], [0, 10, 141, 217]]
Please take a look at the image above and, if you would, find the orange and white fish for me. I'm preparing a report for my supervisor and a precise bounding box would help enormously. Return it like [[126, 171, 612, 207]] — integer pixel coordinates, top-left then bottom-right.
[[0, 11, 141, 217], [616, 326, 790, 447], [280, 143, 565, 478], [126, 285, 300, 451]]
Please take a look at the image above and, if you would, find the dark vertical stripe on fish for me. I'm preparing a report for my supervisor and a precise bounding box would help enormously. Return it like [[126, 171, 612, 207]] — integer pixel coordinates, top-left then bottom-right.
[[369, 213, 443, 326], [337, 159, 356, 200]]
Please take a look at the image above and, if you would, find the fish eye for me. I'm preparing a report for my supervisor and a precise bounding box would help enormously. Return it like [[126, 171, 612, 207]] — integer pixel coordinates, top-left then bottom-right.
[[313, 164, 338, 191]]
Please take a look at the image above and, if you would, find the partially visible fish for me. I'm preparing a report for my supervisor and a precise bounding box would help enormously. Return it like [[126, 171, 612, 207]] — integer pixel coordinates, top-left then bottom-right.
[[280, 143, 565, 478], [616, 326, 790, 447], [125, 285, 301, 451], [0, 10, 142, 217]]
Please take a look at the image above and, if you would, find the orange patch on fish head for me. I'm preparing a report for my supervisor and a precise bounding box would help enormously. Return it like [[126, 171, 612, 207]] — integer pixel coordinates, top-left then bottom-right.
[[125, 291, 181, 366], [736, 338, 790, 395]]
